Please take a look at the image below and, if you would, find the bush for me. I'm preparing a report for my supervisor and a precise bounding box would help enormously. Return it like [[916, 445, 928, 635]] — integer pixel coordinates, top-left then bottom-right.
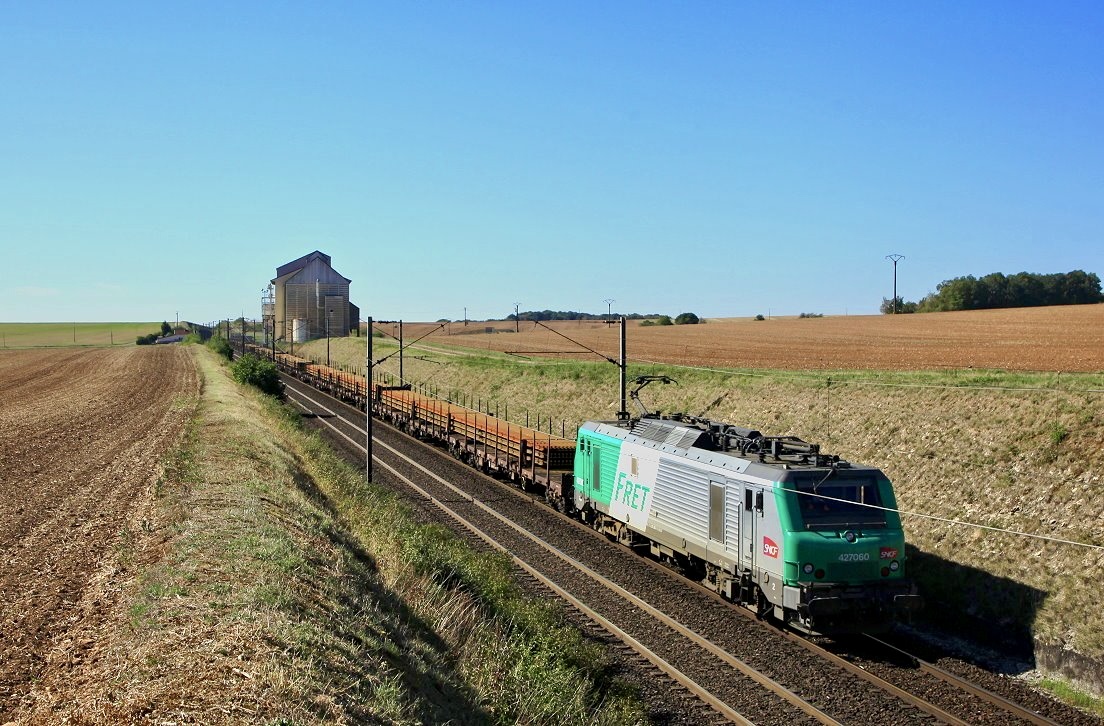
[[639, 319, 655, 327], [656, 315, 673, 326], [798, 312, 824, 319], [231, 353, 283, 397], [754, 314, 765, 321], [674, 312, 699, 325], [135, 333, 158, 345], [206, 336, 233, 360]]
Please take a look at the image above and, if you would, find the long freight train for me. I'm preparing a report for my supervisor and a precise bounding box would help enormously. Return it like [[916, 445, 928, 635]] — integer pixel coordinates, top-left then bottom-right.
[[245, 343, 921, 634]]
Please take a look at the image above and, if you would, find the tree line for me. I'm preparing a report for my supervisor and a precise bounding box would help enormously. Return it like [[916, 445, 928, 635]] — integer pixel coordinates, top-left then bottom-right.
[[506, 310, 659, 322], [505, 310, 700, 324], [882, 270, 1102, 314]]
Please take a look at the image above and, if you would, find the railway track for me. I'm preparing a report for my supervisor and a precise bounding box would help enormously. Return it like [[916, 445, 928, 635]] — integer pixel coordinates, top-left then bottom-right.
[[284, 380, 830, 725], [279, 372, 1101, 726]]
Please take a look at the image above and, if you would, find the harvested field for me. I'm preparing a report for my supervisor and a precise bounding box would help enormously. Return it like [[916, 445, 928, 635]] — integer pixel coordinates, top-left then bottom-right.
[[0, 346, 199, 720], [409, 304, 1104, 372]]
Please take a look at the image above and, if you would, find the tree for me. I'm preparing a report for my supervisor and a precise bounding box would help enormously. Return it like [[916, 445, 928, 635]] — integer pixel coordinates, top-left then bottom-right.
[[880, 296, 917, 314], [917, 270, 1102, 312], [674, 312, 700, 325], [161, 321, 172, 336]]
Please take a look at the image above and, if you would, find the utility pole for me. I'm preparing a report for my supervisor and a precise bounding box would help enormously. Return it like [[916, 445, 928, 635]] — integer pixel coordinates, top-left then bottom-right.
[[619, 316, 627, 419], [398, 320, 404, 383], [366, 316, 373, 482], [886, 254, 905, 314], [514, 302, 520, 333]]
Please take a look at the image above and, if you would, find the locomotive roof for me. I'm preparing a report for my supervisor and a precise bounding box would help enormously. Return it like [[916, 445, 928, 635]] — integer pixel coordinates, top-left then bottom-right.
[[582, 415, 882, 478]]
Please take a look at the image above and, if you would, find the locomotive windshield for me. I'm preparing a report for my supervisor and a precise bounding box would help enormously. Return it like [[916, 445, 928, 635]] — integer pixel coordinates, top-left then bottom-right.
[[791, 474, 887, 529]]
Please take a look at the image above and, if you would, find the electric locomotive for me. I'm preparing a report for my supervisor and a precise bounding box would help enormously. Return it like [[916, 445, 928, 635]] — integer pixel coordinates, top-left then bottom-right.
[[573, 412, 922, 634], [257, 342, 921, 634]]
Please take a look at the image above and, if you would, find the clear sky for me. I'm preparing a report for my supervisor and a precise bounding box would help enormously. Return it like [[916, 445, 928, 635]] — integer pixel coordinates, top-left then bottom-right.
[[2, 2, 1102, 323]]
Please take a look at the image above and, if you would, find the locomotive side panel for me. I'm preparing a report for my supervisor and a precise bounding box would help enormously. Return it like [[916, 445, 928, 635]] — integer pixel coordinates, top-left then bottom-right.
[[649, 455, 710, 554]]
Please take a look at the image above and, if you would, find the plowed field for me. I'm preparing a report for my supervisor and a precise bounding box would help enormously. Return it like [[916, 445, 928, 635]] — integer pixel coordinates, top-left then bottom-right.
[[426, 304, 1104, 372], [0, 346, 198, 720]]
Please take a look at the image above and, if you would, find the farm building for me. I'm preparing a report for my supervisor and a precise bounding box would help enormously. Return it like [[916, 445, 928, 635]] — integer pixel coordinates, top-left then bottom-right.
[[268, 251, 359, 344]]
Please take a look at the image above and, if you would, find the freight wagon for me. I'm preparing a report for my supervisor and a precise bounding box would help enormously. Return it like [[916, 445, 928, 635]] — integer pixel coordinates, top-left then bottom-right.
[[242, 341, 920, 634]]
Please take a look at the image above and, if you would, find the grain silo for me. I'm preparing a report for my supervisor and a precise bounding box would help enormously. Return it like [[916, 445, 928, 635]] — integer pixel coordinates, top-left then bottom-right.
[[271, 251, 356, 344]]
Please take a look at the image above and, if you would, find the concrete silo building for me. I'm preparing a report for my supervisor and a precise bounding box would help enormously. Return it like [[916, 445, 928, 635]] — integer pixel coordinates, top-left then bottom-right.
[[270, 251, 359, 344]]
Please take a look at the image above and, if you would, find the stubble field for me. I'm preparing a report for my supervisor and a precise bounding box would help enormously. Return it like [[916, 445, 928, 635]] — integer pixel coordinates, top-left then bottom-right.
[[0, 346, 199, 720], [407, 304, 1104, 372]]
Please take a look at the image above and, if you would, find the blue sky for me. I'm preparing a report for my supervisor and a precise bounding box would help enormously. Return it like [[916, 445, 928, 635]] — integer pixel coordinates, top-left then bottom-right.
[[2, 2, 1102, 323]]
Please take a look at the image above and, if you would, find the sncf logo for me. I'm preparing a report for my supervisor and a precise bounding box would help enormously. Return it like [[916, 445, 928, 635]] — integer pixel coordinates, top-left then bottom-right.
[[880, 547, 899, 560], [762, 537, 779, 558]]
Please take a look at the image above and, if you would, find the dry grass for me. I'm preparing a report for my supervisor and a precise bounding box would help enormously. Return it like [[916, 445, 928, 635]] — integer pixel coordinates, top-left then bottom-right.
[[14, 347, 477, 723], [13, 345, 647, 723]]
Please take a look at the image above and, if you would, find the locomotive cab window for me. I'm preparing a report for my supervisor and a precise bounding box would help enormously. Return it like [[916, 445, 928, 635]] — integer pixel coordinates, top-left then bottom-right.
[[793, 475, 886, 529]]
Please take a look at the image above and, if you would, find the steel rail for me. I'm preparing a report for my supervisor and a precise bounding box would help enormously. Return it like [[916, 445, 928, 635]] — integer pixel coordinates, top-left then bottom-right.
[[865, 635, 1062, 726], [776, 630, 972, 726], [283, 383, 840, 726], [368, 454, 755, 726]]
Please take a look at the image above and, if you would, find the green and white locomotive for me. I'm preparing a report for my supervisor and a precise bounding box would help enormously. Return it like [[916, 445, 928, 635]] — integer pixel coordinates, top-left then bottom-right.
[[573, 411, 922, 634]]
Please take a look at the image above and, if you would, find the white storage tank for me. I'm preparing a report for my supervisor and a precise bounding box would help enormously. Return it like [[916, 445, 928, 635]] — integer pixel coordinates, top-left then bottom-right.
[[292, 318, 308, 343]]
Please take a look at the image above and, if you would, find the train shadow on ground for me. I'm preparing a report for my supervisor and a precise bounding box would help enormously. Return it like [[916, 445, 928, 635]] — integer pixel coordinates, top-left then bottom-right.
[[903, 544, 1048, 672]]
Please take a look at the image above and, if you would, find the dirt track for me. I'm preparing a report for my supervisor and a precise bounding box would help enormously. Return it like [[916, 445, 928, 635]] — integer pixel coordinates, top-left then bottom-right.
[[0, 346, 198, 720]]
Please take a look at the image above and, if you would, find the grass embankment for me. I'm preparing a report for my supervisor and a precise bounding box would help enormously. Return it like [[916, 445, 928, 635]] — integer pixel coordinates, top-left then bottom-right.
[[26, 344, 645, 723], [0, 322, 164, 348], [305, 336, 1104, 694]]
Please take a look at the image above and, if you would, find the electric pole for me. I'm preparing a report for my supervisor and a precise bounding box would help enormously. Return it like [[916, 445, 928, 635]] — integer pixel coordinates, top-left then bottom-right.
[[366, 316, 373, 482], [886, 254, 905, 314]]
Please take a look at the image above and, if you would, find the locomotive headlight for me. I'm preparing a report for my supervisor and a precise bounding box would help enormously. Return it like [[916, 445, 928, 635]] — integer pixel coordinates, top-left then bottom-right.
[[889, 560, 900, 572], [802, 562, 815, 575]]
